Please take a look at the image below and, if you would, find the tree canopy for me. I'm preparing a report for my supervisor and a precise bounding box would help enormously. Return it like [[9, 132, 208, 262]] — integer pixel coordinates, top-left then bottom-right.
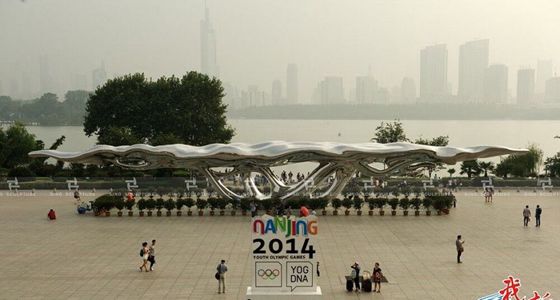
[[84, 71, 235, 146], [495, 144, 543, 178], [0, 123, 43, 170], [371, 120, 449, 146]]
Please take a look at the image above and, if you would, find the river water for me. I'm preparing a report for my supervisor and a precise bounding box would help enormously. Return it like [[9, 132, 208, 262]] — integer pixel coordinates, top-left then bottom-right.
[[21, 119, 560, 174]]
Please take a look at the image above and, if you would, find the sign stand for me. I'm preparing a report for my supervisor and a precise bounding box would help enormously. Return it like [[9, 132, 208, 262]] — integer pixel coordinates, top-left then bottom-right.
[[246, 215, 322, 299]]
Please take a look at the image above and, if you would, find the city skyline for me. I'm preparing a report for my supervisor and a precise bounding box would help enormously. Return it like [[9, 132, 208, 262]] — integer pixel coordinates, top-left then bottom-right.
[[1, 0, 560, 104]]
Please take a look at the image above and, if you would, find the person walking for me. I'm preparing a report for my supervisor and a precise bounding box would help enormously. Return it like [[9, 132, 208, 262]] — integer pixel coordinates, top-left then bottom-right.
[[372, 262, 383, 293], [535, 205, 542, 227], [139, 242, 149, 272], [217, 259, 228, 294], [456, 235, 465, 263], [148, 240, 156, 271], [250, 202, 257, 218], [351, 262, 361, 292], [523, 205, 531, 227]]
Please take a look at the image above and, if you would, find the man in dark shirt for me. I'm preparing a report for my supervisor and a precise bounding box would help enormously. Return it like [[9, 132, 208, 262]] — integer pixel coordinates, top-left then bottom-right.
[[351, 262, 361, 292], [535, 205, 542, 227]]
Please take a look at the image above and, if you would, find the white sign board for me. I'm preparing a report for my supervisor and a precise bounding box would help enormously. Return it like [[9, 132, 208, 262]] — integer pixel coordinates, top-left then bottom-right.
[[247, 215, 321, 299]]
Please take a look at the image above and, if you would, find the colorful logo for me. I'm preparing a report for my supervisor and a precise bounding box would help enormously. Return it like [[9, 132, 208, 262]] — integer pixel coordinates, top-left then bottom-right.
[[252, 216, 318, 237]]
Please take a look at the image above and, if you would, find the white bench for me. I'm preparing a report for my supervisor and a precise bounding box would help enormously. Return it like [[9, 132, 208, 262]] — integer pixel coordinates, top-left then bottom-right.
[[7, 177, 20, 191], [66, 177, 79, 191], [184, 177, 197, 191], [362, 178, 375, 192], [422, 178, 434, 190], [481, 177, 494, 190], [537, 177, 553, 190], [125, 177, 138, 191]]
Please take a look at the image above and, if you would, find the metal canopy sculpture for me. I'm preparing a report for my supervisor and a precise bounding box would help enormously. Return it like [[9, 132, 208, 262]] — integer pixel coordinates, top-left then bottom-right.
[[30, 141, 527, 200]]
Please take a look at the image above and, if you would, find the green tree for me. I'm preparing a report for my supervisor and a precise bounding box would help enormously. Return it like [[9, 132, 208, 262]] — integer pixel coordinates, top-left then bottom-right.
[[495, 144, 543, 178], [459, 160, 481, 178], [478, 161, 495, 177], [84, 71, 235, 146], [447, 168, 456, 178], [544, 153, 560, 177], [371, 120, 408, 143], [0, 123, 42, 169], [414, 135, 449, 146]]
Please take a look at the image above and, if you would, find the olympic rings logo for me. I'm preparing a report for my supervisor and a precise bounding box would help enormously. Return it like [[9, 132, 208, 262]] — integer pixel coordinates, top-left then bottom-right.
[[257, 268, 280, 280]]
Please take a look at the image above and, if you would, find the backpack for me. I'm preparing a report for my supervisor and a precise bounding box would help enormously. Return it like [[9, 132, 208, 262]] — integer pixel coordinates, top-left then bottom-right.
[[139, 248, 144, 257]]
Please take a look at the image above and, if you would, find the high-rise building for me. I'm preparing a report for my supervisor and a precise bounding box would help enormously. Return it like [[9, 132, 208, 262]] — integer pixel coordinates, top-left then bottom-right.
[[400, 77, 416, 103], [355, 76, 377, 104], [39, 55, 55, 93], [318, 76, 344, 105], [458, 39, 489, 102], [271, 80, 282, 105], [200, 6, 218, 77], [286, 64, 298, 104], [92, 63, 107, 90], [420, 44, 448, 101], [536, 60, 553, 95], [483, 64, 508, 103], [517, 68, 535, 105], [545, 77, 560, 102]]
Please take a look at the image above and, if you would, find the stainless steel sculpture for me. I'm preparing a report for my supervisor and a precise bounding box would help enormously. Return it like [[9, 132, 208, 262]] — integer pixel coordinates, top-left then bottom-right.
[[30, 141, 526, 200]]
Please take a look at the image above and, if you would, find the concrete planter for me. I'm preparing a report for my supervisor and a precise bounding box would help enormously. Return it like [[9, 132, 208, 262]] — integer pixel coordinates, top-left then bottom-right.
[[403, 210, 408, 216], [156, 211, 162, 217], [379, 210, 385, 216], [333, 210, 339, 216], [105, 211, 111, 217], [147, 211, 153, 216], [166, 211, 172, 216], [231, 210, 236, 216], [344, 210, 350, 216], [368, 210, 374, 216], [187, 210, 193, 216], [177, 211, 182, 216], [426, 210, 431, 216], [128, 211, 134, 217], [220, 210, 225, 216], [391, 210, 396, 216], [117, 211, 123, 217], [322, 210, 327, 216], [198, 210, 204, 216], [357, 210, 362, 216], [139, 211, 145, 217], [414, 210, 420, 216], [210, 210, 215, 216]]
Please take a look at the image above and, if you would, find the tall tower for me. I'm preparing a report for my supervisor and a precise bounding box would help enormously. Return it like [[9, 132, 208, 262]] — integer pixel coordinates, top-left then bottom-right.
[[536, 60, 553, 95], [517, 68, 535, 105], [458, 39, 489, 102], [286, 64, 298, 104], [200, 5, 218, 78], [483, 64, 508, 103], [419, 44, 448, 102]]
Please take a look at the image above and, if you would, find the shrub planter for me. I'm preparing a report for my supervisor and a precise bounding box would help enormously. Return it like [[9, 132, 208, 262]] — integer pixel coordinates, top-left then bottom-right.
[[117, 211, 123, 217], [379, 210, 385, 216], [177, 211, 182, 216], [105, 211, 111, 217], [357, 210, 362, 216], [166, 211, 172, 217], [333, 210, 339, 216], [368, 210, 374, 216], [156, 211, 162, 217], [198, 210, 204, 216], [128, 211, 134, 217], [210, 210, 215, 216], [426, 210, 431, 216], [220, 210, 225, 216], [414, 210, 420, 216], [442, 208, 450, 214], [139, 211, 145, 217], [231, 210, 236, 216], [391, 210, 396, 216], [403, 211, 408, 216], [147, 211, 153, 216], [344, 210, 350, 216], [187, 210, 193, 216]]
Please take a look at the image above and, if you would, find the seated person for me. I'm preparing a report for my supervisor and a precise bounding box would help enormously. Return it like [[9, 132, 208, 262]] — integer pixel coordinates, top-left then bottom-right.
[[47, 209, 56, 220]]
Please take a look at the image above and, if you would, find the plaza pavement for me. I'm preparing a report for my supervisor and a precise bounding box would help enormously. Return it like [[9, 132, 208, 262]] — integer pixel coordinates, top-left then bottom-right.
[[1, 190, 559, 299]]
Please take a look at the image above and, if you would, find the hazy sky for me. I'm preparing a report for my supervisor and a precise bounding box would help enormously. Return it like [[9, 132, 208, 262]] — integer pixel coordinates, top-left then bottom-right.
[[1, 0, 559, 100]]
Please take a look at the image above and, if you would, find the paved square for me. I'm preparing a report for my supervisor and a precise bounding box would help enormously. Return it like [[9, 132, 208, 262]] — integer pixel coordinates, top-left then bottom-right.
[[1, 190, 559, 299]]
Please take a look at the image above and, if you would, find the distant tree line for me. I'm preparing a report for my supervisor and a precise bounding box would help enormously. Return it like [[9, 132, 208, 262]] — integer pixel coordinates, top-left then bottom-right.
[[0, 91, 90, 125]]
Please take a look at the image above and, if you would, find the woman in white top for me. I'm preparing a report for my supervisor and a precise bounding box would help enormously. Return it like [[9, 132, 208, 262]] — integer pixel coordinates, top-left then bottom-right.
[[139, 242, 149, 272]]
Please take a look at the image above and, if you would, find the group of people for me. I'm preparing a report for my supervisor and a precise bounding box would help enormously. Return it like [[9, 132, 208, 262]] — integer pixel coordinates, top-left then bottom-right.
[[483, 188, 494, 202], [523, 204, 543, 227], [349, 261, 383, 293], [139, 240, 157, 272]]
